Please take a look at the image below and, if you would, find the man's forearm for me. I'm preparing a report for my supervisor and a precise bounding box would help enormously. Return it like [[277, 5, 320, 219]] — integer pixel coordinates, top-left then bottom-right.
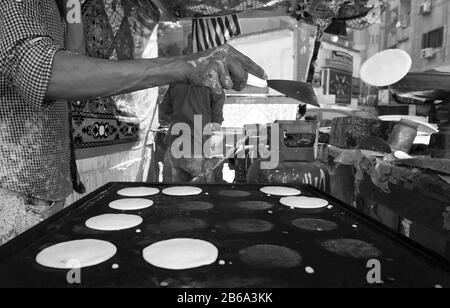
[[47, 51, 190, 101], [47, 44, 267, 101]]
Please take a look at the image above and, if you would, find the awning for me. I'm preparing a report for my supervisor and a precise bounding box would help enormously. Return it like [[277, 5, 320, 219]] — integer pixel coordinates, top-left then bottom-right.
[[155, 0, 392, 31]]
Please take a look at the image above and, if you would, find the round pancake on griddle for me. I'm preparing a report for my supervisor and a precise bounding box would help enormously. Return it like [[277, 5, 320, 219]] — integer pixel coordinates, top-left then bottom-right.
[[280, 196, 329, 209], [226, 219, 274, 233], [117, 187, 159, 197], [109, 199, 154, 211], [321, 239, 382, 259], [162, 186, 203, 196], [177, 201, 214, 211], [219, 190, 251, 197], [36, 240, 117, 269], [235, 201, 274, 211], [85, 214, 143, 231], [260, 186, 301, 196], [239, 245, 302, 269], [143, 239, 218, 270], [146, 217, 207, 233], [292, 218, 338, 232]]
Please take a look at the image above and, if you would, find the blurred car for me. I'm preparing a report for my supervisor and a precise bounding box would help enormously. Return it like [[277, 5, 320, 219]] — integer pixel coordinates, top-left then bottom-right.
[[378, 115, 439, 145]]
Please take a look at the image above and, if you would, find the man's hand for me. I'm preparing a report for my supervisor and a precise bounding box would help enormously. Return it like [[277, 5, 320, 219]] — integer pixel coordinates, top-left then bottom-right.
[[184, 44, 267, 94]]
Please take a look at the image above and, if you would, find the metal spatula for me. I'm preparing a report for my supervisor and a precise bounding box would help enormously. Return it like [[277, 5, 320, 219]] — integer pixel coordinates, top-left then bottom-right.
[[247, 74, 320, 107]]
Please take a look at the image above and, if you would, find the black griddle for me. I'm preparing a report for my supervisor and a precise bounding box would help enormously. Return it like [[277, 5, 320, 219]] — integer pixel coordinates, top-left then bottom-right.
[[0, 183, 449, 288]]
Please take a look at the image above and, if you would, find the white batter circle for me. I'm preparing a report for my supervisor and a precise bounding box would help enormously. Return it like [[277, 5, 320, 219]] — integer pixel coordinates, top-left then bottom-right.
[[280, 196, 329, 209], [36, 239, 117, 269], [117, 187, 160, 197], [109, 199, 154, 211], [260, 186, 302, 196], [162, 186, 203, 196], [85, 214, 143, 231], [143, 238, 218, 270]]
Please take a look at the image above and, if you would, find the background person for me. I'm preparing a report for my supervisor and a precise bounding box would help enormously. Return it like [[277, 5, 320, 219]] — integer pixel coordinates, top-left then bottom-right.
[[160, 83, 225, 183]]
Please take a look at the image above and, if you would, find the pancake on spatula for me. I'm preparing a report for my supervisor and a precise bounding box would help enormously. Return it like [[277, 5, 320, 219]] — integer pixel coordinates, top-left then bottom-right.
[[361, 49, 412, 87], [36, 240, 117, 269]]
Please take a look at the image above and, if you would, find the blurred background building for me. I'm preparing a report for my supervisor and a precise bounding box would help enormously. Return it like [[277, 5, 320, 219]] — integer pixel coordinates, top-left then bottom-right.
[[352, 0, 450, 116]]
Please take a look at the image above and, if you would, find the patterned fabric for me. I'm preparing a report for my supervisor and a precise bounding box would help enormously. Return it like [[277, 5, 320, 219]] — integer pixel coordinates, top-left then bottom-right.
[[74, 0, 159, 151], [0, 0, 72, 201], [289, 0, 391, 30], [192, 14, 242, 53], [159, 0, 391, 29], [160, 0, 290, 17]]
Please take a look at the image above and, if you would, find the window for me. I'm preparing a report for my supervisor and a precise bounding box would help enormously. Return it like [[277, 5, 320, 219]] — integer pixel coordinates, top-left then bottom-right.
[[422, 27, 444, 49]]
